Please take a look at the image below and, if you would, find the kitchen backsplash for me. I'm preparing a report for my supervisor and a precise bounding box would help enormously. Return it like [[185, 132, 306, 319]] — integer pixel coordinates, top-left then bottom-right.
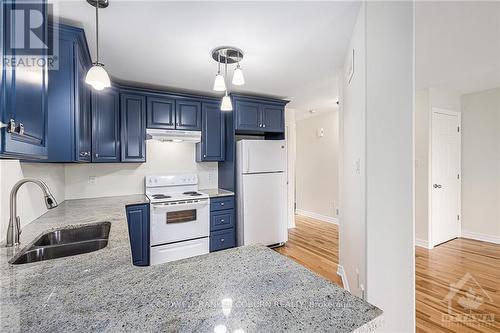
[[64, 140, 218, 199]]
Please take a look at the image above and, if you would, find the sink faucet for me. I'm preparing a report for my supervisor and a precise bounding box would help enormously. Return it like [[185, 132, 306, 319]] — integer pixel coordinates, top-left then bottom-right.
[[5, 178, 58, 247]]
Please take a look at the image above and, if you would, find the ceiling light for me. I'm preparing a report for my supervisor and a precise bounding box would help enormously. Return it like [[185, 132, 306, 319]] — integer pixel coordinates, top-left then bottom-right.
[[221, 92, 232, 111], [213, 73, 226, 92], [211, 46, 245, 110], [85, 0, 111, 91]]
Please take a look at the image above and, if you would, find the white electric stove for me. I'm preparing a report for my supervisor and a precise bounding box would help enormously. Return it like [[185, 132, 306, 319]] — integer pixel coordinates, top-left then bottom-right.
[[145, 174, 210, 265]]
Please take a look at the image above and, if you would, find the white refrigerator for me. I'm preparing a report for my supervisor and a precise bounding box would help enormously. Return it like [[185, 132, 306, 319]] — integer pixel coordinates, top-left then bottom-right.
[[236, 139, 288, 246]]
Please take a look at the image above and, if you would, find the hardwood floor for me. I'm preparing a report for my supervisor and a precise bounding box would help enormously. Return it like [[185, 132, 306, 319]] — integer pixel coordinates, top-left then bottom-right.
[[274, 215, 342, 286], [274, 215, 500, 333], [416, 238, 500, 333]]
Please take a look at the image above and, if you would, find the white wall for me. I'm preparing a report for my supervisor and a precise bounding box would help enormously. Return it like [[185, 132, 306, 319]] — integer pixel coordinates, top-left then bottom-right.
[[285, 108, 297, 228], [0, 161, 65, 242], [365, 2, 414, 331], [339, 2, 366, 299], [414, 88, 462, 245], [341, 2, 414, 332], [461, 88, 500, 240], [295, 111, 339, 222], [64, 140, 217, 199]]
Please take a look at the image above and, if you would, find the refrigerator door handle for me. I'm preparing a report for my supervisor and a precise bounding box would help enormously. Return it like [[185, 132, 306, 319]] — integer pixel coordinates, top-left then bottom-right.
[[246, 146, 250, 173]]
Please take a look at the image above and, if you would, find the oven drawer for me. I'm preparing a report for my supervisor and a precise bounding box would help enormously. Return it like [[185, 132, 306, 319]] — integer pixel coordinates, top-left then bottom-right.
[[150, 237, 209, 265], [210, 210, 235, 231], [210, 228, 235, 252], [210, 197, 234, 211]]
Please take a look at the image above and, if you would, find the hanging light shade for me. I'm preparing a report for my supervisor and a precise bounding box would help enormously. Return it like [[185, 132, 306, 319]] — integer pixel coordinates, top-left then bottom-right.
[[86, 0, 111, 91], [232, 64, 245, 86], [86, 63, 111, 90], [213, 73, 226, 91], [221, 93, 233, 111]]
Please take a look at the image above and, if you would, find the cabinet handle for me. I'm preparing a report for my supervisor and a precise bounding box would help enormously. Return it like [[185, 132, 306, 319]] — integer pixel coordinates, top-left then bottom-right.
[[80, 152, 86, 157], [0, 119, 16, 133], [263, 124, 266, 128], [16, 123, 24, 135], [259, 124, 262, 128], [220, 238, 225, 243], [220, 202, 224, 206], [95, 153, 99, 158], [221, 219, 225, 222], [204, 154, 206, 158]]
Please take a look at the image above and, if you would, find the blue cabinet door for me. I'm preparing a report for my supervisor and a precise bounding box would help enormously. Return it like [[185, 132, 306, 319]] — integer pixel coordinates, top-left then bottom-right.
[[92, 88, 120, 162], [262, 104, 284, 132], [176, 100, 201, 131], [121, 93, 146, 162], [75, 44, 92, 162], [235, 100, 261, 131], [197, 102, 225, 162], [146, 96, 175, 129], [125, 203, 150, 266], [1, 0, 48, 159], [47, 23, 92, 162]]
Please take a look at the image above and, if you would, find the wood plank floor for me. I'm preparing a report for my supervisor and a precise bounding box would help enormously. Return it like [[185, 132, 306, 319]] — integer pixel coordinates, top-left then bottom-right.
[[274, 215, 342, 286], [274, 215, 500, 333]]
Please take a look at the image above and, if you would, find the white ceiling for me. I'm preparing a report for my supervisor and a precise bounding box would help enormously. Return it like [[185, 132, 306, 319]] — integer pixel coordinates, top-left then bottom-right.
[[51, 1, 360, 116], [416, 1, 500, 94]]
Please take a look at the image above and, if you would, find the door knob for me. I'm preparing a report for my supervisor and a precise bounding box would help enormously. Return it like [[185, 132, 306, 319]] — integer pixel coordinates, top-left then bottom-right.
[[433, 184, 442, 188]]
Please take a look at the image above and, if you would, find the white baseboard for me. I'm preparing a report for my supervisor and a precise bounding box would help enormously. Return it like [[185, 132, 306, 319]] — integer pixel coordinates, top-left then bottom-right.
[[415, 238, 432, 249], [461, 230, 500, 245], [296, 209, 338, 225], [337, 265, 350, 292]]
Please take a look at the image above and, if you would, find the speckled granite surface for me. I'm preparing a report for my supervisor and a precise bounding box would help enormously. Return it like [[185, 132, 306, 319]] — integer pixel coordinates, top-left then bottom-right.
[[200, 188, 235, 198], [0, 195, 382, 333]]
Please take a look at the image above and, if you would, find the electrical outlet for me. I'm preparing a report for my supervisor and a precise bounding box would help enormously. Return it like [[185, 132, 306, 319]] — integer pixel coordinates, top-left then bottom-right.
[[355, 159, 361, 175], [88, 176, 97, 185]]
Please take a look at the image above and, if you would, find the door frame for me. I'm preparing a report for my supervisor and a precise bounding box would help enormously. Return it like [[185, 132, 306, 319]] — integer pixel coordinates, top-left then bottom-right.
[[428, 107, 462, 248]]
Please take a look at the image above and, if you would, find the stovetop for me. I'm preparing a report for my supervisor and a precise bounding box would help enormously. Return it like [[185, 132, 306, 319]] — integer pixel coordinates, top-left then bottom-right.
[[146, 191, 209, 203], [145, 174, 209, 204]]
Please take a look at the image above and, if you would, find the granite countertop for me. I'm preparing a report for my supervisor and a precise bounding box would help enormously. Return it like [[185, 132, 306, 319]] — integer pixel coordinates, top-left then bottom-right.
[[200, 188, 235, 198], [0, 195, 382, 333]]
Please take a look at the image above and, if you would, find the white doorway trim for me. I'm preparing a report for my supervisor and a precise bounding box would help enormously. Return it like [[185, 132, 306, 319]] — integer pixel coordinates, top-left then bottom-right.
[[428, 107, 462, 248]]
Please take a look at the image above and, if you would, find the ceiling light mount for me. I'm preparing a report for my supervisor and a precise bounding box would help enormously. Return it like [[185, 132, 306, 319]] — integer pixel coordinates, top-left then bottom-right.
[[211, 46, 244, 64], [86, 0, 109, 8]]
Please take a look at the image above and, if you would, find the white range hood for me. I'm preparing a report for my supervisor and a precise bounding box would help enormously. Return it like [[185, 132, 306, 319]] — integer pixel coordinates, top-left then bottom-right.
[[146, 129, 201, 143]]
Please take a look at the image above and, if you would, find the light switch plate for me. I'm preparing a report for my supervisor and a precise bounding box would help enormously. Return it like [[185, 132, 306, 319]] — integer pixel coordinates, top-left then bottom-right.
[[88, 176, 97, 185]]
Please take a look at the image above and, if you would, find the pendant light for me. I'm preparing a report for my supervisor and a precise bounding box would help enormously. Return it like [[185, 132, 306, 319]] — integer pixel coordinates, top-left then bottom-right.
[[85, 0, 111, 91], [211, 46, 245, 111], [232, 54, 245, 86], [212, 54, 226, 92], [221, 57, 233, 111]]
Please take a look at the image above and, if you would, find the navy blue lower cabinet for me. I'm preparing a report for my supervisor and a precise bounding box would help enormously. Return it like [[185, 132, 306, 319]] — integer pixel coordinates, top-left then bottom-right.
[[92, 88, 120, 162], [120, 93, 146, 162], [196, 102, 225, 162], [209, 196, 236, 252], [125, 203, 150, 266]]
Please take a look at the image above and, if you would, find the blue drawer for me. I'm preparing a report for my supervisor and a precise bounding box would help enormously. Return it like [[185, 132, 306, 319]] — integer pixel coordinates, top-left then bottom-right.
[[210, 228, 235, 252], [210, 209, 235, 231], [210, 196, 234, 211]]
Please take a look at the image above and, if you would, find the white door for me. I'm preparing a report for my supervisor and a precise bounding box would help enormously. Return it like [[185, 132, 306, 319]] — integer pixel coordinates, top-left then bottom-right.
[[431, 109, 461, 246], [239, 172, 287, 246]]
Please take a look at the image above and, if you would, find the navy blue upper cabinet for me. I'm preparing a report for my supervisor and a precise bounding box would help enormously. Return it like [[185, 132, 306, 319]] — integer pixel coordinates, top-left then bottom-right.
[[121, 93, 146, 162], [47, 23, 92, 162], [175, 100, 201, 131], [1, 0, 48, 159], [196, 102, 225, 162], [92, 88, 120, 162], [146, 96, 175, 129], [233, 96, 287, 133], [234, 100, 261, 131], [262, 105, 284, 132]]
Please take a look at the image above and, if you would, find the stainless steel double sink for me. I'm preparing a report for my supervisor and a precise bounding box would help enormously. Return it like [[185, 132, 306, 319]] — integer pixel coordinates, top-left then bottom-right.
[[9, 222, 111, 265]]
